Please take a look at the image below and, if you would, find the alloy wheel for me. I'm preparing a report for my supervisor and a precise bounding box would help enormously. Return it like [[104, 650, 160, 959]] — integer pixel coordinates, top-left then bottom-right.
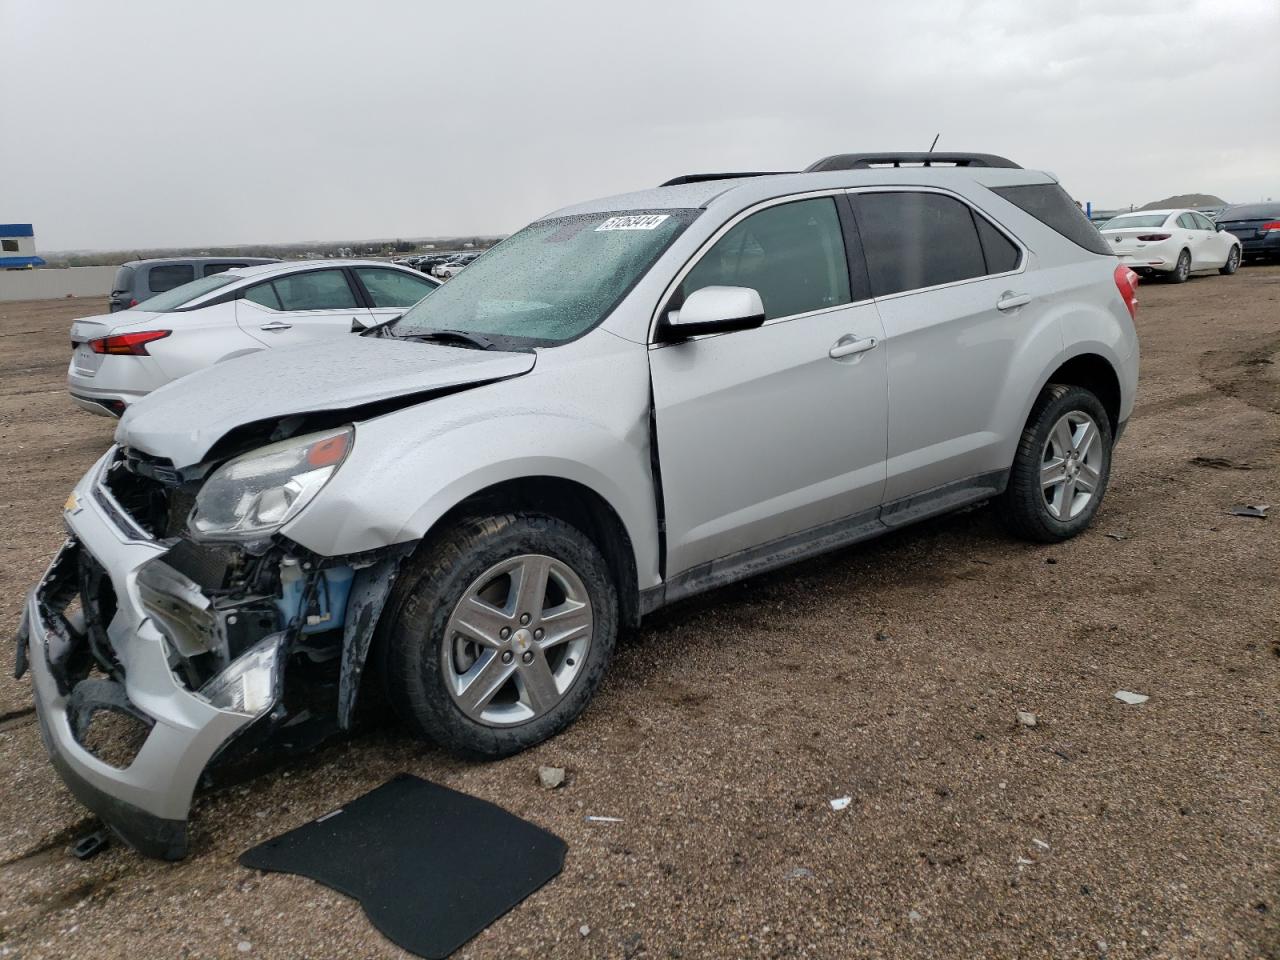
[[441, 554, 593, 726], [1040, 412, 1104, 521]]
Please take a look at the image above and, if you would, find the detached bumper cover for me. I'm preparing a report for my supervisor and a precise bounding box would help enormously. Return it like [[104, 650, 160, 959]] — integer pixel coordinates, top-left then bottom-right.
[[16, 454, 260, 859]]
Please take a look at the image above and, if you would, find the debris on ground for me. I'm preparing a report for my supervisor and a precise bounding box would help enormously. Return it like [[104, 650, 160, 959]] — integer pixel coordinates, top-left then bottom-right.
[[1104, 532, 1130, 541], [1114, 690, 1149, 705], [1017, 857, 1035, 866], [875, 631, 890, 642], [787, 867, 815, 879], [579, 925, 591, 937], [1190, 456, 1252, 470], [907, 909, 923, 923], [829, 796, 852, 811], [70, 828, 110, 861], [1016, 710, 1038, 728], [1032, 839, 1050, 851], [538, 766, 566, 789], [585, 815, 623, 823], [1228, 504, 1269, 518]]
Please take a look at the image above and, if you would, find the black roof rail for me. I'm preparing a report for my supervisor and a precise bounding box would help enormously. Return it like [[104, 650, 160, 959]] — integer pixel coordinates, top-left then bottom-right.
[[660, 171, 792, 187], [805, 152, 1021, 172]]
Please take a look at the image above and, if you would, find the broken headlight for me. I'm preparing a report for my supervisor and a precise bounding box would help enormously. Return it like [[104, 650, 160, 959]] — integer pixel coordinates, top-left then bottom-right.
[[189, 427, 352, 541], [199, 635, 284, 716]]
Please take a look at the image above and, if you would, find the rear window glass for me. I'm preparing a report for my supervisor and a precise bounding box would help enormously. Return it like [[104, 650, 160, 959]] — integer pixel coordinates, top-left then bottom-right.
[[1100, 214, 1169, 230], [992, 184, 1113, 256], [1217, 204, 1280, 221], [148, 263, 196, 292], [112, 266, 135, 294], [135, 274, 239, 312], [203, 262, 245, 277]]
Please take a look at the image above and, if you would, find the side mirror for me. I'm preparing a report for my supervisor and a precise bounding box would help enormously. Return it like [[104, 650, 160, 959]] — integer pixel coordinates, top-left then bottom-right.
[[659, 286, 766, 341], [1215, 222, 1225, 232]]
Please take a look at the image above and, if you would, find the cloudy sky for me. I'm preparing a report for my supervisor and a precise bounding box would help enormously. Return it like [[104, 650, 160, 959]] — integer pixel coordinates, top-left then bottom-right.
[[2, 0, 1276, 251]]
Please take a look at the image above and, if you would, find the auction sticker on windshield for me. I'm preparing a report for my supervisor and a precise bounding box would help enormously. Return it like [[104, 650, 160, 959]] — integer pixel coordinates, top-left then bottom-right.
[[596, 214, 670, 231]]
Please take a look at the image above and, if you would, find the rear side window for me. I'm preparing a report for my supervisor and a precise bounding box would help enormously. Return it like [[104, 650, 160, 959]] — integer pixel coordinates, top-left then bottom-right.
[[271, 270, 359, 310], [1191, 213, 1215, 230], [148, 263, 195, 292], [678, 197, 851, 321], [112, 266, 135, 294], [204, 262, 245, 277], [354, 267, 437, 308], [991, 184, 1113, 256], [973, 214, 1021, 274], [244, 282, 283, 310], [854, 192, 987, 297]]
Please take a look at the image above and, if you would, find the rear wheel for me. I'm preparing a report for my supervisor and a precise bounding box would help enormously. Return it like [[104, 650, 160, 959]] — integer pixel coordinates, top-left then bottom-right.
[[380, 513, 618, 758], [998, 384, 1113, 543], [1219, 245, 1240, 275], [1169, 249, 1192, 283]]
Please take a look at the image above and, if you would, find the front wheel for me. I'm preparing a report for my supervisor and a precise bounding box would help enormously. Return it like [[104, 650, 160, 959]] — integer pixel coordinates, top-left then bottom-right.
[[1219, 245, 1240, 275], [997, 384, 1113, 543], [380, 513, 618, 758]]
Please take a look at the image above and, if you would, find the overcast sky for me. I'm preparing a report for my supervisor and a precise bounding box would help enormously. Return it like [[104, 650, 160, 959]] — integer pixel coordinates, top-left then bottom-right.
[[2, 0, 1276, 251]]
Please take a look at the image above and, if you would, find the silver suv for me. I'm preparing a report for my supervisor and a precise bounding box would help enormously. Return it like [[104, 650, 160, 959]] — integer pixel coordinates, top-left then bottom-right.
[[17, 152, 1140, 857]]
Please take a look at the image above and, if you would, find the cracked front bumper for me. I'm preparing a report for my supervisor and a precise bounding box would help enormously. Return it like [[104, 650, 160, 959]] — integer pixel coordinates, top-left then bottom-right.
[[17, 454, 260, 859]]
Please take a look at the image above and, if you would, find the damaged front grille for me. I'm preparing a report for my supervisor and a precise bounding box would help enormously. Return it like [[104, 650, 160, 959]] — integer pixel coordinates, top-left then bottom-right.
[[98, 446, 199, 541]]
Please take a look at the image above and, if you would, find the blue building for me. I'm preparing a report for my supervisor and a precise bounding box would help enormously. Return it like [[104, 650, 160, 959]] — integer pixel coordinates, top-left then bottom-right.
[[0, 224, 46, 269]]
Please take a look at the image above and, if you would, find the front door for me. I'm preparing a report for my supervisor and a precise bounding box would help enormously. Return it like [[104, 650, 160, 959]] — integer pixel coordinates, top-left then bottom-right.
[[650, 195, 888, 577]]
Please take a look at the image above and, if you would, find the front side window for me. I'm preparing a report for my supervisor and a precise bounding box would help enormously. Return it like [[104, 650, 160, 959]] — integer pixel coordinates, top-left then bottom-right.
[[271, 270, 359, 311], [855, 191, 988, 297], [677, 197, 851, 321], [355, 267, 437, 308], [393, 209, 697, 347], [148, 263, 196, 293]]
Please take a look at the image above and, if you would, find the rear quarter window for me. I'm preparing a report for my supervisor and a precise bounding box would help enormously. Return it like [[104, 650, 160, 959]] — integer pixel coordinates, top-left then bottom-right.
[[148, 263, 196, 292], [991, 184, 1113, 256]]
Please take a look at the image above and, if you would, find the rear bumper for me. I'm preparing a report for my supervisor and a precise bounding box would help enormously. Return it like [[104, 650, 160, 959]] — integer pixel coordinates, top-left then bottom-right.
[[1238, 234, 1280, 257], [16, 455, 261, 858]]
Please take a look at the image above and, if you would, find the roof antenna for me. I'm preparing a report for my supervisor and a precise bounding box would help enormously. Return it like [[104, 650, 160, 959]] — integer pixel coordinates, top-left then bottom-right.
[[927, 133, 940, 153]]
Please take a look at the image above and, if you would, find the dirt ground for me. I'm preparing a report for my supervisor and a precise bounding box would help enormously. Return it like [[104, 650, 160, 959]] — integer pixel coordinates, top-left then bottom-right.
[[0, 268, 1276, 960]]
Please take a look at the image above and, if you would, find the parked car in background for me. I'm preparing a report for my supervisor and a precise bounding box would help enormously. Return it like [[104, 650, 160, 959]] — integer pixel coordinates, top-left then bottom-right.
[[1213, 203, 1280, 263], [433, 252, 481, 278], [109, 257, 280, 312], [20, 151, 1140, 857], [70, 260, 439, 415], [1098, 209, 1240, 281]]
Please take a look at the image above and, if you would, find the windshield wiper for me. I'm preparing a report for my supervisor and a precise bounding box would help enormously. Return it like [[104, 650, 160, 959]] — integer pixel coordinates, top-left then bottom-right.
[[400, 328, 497, 350]]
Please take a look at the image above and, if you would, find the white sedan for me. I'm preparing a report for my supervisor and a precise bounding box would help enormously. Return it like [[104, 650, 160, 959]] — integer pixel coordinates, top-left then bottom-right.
[[1098, 208, 1241, 282], [67, 260, 440, 416]]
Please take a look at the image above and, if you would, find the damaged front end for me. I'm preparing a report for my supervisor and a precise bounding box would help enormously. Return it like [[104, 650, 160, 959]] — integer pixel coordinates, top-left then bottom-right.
[[15, 440, 409, 860]]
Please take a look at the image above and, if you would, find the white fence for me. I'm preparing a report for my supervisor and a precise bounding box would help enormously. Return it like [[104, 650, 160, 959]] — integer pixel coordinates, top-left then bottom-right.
[[0, 266, 116, 302]]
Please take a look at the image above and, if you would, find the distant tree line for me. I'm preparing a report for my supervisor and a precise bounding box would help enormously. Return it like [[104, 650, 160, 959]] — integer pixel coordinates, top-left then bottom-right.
[[43, 236, 503, 268]]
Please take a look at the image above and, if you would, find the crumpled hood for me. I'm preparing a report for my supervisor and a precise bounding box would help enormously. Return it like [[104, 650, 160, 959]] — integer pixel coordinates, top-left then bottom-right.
[[116, 336, 536, 466]]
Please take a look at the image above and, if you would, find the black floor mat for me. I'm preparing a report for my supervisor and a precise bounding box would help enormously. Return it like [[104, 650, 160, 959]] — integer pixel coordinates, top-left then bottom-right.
[[239, 773, 567, 959]]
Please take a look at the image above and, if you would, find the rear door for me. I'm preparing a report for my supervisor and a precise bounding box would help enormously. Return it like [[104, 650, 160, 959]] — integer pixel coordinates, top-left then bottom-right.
[[351, 266, 440, 323], [236, 269, 373, 347], [650, 194, 888, 576], [849, 188, 1032, 504], [1175, 213, 1210, 267]]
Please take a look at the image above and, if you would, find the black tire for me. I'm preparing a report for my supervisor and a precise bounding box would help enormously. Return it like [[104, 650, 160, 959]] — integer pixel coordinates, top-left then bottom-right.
[[1218, 245, 1240, 275], [379, 513, 618, 758], [997, 384, 1113, 543], [1168, 249, 1191, 283]]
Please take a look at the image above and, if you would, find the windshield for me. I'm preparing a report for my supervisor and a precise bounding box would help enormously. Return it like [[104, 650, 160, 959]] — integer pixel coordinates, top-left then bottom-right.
[[1100, 214, 1170, 230], [393, 210, 697, 346], [134, 273, 240, 312]]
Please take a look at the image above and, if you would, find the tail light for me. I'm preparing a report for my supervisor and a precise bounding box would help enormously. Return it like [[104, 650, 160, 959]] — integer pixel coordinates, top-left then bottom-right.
[[1113, 265, 1139, 320], [129, 298, 139, 308], [1135, 233, 1171, 242], [1262, 221, 1280, 232], [89, 330, 171, 356]]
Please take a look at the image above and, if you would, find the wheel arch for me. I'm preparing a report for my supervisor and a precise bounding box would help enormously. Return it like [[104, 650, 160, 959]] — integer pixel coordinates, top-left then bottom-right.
[[1040, 352, 1122, 434], [419, 475, 642, 629]]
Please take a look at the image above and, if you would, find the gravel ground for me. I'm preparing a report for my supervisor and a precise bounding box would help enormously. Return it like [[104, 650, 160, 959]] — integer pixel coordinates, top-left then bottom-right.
[[0, 268, 1276, 960]]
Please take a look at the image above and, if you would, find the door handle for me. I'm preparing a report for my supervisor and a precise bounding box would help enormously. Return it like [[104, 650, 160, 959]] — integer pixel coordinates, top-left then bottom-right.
[[996, 292, 1032, 311], [259, 321, 292, 331], [829, 334, 878, 359]]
